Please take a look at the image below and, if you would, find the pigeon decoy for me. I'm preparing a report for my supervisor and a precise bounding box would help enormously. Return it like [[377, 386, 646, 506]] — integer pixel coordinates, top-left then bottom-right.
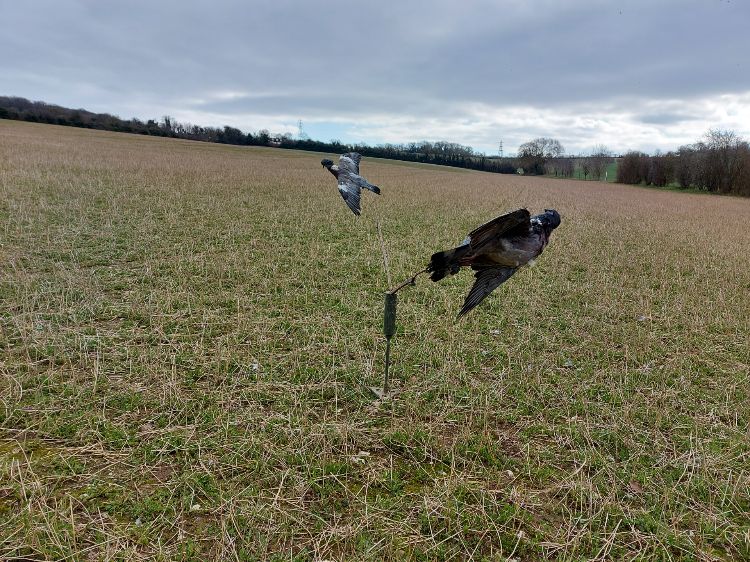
[[321, 152, 380, 215], [428, 208, 561, 317]]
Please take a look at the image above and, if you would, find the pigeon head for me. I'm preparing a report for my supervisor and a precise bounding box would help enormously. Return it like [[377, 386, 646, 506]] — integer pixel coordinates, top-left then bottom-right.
[[540, 209, 561, 230], [321, 158, 334, 168]]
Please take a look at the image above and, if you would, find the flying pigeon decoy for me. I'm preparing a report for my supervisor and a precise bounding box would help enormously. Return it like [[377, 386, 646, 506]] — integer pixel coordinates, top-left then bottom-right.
[[427, 208, 561, 317], [321, 152, 380, 215]]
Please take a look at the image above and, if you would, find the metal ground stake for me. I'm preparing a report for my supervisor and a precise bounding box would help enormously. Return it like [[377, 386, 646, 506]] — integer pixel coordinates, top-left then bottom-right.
[[370, 268, 428, 400], [371, 291, 397, 399]]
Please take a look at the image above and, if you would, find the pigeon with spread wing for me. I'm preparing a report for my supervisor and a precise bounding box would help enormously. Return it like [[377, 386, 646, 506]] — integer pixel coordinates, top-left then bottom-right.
[[427, 209, 561, 317], [321, 152, 381, 216]]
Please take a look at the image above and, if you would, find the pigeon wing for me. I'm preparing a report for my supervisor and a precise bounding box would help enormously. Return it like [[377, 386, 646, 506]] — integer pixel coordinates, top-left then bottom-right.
[[458, 266, 517, 318], [339, 152, 362, 175], [338, 179, 362, 216], [467, 209, 530, 252]]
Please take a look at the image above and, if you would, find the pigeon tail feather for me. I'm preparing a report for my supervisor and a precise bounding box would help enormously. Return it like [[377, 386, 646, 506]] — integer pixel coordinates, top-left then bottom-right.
[[354, 175, 380, 194], [428, 245, 471, 282]]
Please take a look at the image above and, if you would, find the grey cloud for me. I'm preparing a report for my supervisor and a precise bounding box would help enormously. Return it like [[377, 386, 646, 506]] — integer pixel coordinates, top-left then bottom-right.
[[638, 112, 700, 125], [1, 0, 749, 152]]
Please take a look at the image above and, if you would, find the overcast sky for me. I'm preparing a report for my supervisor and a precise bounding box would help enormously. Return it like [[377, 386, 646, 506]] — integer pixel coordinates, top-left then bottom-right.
[[2, 0, 749, 155]]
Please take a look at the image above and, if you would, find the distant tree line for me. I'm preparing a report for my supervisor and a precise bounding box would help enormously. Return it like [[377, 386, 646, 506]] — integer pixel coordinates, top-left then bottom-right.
[[2, 96, 748, 196], [616, 130, 750, 196], [289, 138, 519, 173], [516, 138, 614, 181], [0, 96, 276, 146], [511, 132, 750, 196], [0, 96, 516, 174]]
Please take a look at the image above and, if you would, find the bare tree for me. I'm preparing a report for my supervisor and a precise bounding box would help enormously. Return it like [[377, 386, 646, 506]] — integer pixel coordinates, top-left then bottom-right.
[[589, 145, 614, 181], [674, 145, 697, 188], [672, 130, 750, 194], [617, 151, 650, 184], [545, 155, 575, 178], [559, 157, 575, 177], [578, 157, 591, 180], [517, 137, 565, 174], [703, 129, 748, 193]]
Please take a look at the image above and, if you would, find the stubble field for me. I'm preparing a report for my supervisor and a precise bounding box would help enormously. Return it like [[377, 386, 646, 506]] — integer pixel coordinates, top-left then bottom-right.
[[1, 120, 749, 561]]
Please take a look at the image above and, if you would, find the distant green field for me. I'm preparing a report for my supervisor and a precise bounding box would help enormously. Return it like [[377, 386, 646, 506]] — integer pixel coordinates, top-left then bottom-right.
[[2, 120, 749, 561], [570, 159, 619, 182], [603, 159, 618, 182]]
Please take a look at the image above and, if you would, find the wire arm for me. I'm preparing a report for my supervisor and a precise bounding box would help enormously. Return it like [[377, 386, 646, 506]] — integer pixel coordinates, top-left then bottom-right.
[[388, 267, 429, 294]]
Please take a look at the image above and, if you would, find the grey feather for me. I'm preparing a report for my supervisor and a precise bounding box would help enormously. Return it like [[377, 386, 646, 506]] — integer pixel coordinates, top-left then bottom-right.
[[353, 174, 380, 194], [339, 153, 361, 176], [467, 209, 530, 252], [338, 181, 362, 216], [324, 152, 379, 215], [458, 266, 518, 318]]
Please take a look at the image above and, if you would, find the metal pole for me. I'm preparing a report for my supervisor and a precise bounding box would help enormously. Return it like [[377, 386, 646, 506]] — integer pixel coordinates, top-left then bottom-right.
[[372, 269, 426, 399]]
